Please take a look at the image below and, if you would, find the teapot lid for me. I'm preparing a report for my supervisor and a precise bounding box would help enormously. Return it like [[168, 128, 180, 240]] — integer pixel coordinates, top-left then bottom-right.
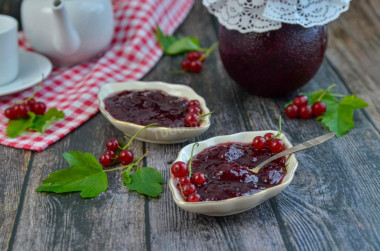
[[203, 0, 350, 33]]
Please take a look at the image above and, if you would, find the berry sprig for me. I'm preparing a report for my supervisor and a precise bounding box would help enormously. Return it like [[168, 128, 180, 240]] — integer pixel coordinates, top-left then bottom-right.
[[252, 117, 286, 154], [3, 80, 65, 138], [284, 84, 368, 137], [98, 123, 158, 167], [184, 99, 213, 127], [180, 42, 218, 73], [172, 142, 206, 202], [4, 81, 47, 119], [37, 124, 164, 199]]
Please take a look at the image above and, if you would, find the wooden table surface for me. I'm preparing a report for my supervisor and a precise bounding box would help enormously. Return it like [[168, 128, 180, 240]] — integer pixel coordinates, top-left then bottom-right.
[[1, 1, 379, 250]]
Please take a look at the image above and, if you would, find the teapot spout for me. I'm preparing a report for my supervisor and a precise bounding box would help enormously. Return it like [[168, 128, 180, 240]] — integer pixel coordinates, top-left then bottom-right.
[[52, 0, 80, 56]]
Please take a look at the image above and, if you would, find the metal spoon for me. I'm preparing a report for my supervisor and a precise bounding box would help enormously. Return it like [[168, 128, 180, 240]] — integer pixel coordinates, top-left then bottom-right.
[[250, 132, 336, 173]]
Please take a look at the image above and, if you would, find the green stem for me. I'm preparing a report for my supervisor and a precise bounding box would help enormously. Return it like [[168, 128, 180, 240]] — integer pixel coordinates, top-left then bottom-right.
[[275, 116, 282, 138], [122, 123, 158, 150], [197, 111, 214, 121], [135, 149, 149, 169], [104, 164, 131, 172], [188, 142, 199, 177], [199, 42, 219, 62]]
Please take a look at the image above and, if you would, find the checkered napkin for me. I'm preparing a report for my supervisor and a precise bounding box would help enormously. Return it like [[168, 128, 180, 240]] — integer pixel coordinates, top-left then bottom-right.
[[0, 0, 194, 151]]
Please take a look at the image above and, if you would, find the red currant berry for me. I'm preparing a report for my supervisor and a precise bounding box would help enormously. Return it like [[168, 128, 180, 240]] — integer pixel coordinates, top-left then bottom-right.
[[13, 104, 28, 117], [293, 95, 309, 108], [119, 150, 134, 165], [187, 52, 201, 61], [189, 60, 202, 73], [312, 101, 327, 116], [171, 161, 188, 178], [181, 59, 191, 71], [299, 105, 312, 119], [105, 150, 115, 159], [188, 100, 201, 107], [264, 133, 275, 144], [187, 193, 201, 202], [4, 107, 18, 120], [192, 172, 207, 185], [184, 113, 200, 127], [31, 102, 47, 115], [269, 139, 286, 153], [24, 98, 36, 106], [285, 104, 299, 118], [179, 176, 191, 186], [188, 106, 202, 114], [182, 183, 196, 196], [106, 138, 120, 151], [252, 136, 267, 150], [99, 153, 112, 166]]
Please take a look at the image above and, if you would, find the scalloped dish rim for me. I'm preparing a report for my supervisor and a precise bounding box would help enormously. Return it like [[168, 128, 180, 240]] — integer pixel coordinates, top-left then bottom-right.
[[169, 131, 299, 216], [97, 81, 211, 143]]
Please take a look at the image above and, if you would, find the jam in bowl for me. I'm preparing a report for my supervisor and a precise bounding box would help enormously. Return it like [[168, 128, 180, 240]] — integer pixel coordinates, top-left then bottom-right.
[[169, 131, 298, 216], [98, 81, 211, 144]]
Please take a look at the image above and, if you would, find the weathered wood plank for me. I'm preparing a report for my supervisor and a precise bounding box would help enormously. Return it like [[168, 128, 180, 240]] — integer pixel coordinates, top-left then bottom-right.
[[9, 115, 147, 250], [240, 60, 380, 250], [0, 147, 31, 251], [327, 0, 380, 128], [144, 2, 287, 250]]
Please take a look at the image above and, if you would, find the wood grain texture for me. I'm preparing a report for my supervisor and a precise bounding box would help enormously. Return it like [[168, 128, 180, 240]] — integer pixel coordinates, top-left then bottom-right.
[[0, 147, 31, 251], [0, 0, 379, 250], [239, 61, 380, 250], [327, 0, 380, 128], [9, 115, 147, 250]]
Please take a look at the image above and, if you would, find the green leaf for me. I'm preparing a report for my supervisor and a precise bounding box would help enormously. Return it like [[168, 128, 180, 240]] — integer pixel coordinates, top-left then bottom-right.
[[63, 151, 103, 170], [156, 25, 202, 55], [125, 167, 164, 197], [319, 95, 368, 137], [122, 169, 131, 185], [36, 152, 107, 198], [30, 108, 65, 133], [6, 112, 36, 138]]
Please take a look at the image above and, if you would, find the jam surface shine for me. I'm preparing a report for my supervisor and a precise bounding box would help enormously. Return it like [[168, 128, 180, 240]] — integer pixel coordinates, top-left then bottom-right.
[[104, 90, 188, 127], [189, 142, 287, 201]]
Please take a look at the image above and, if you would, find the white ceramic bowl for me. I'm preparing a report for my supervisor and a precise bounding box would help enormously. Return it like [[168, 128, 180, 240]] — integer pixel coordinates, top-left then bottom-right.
[[169, 131, 298, 216], [98, 81, 211, 144]]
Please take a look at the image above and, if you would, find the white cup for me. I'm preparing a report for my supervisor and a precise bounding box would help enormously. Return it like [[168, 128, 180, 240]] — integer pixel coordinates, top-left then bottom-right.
[[0, 15, 19, 86]]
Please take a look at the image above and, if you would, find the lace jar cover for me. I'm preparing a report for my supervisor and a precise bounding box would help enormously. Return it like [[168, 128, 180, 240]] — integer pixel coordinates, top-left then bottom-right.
[[202, 0, 351, 33]]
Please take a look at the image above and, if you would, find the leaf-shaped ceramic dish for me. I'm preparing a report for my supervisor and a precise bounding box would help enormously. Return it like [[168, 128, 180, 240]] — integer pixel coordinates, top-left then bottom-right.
[[98, 81, 211, 144], [169, 131, 298, 216]]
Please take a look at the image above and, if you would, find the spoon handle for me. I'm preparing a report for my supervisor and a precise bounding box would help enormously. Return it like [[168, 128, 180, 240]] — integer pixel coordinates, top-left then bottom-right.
[[250, 132, 336, 173]]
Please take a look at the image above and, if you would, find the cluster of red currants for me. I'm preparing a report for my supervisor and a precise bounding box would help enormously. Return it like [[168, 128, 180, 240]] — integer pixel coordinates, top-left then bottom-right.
[[171, 161, 206, 202], [98, 138, 134, 167], [4, 98, 47, 120], [184, 99, 203, 127], [285, 95, 326, 119], [252, 132, 286, 154], [181, 52, 205, 73]]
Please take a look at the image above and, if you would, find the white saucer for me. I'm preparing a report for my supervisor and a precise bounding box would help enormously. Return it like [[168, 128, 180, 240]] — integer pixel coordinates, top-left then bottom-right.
[[0, 50, 52, 96]]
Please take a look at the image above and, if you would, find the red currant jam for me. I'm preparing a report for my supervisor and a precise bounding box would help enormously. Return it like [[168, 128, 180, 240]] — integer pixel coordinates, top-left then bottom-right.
[[104, 90, 189, 127], [185, 142, 287, 201]]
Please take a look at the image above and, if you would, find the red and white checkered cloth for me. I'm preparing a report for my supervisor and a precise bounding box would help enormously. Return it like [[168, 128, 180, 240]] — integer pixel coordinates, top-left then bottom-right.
[[0, 0, 194, 151]]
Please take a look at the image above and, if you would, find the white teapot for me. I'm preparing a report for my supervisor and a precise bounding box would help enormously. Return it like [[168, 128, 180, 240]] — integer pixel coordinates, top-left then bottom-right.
[[21, 0, 114, 67]]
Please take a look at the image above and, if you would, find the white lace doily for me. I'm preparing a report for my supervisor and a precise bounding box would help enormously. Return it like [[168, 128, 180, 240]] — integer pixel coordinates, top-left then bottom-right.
[[202, 0, 350, 33]]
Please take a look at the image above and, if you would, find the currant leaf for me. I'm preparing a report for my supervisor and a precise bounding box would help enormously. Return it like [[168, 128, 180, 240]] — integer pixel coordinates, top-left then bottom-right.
[[319, 95, 368, 137], [156, 25, 203, 55], [125, 167, 164, 197], [30, 108, 65, 132], [36, 152, 108, 198], [6, 111, 36, 138]]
